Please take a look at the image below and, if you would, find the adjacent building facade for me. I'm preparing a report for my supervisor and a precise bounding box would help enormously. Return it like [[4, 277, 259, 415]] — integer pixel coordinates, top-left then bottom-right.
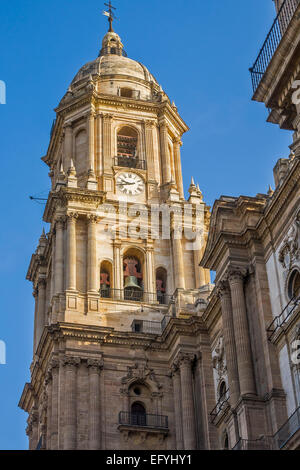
[[19, 1, 300, 450]]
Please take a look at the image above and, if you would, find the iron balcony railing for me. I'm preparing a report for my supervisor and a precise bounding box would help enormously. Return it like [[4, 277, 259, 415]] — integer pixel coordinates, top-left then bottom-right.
[[113, 156, 147, 170], [209, 389, 230, 424], [267, 295, 300, 341], [232, 436, 275, 451], [273, 406, 300, 449], [249, 0, 300, 93], [131, 316, 172, 335], [100, 288, 172, 305], [119, 411, 168, 429]]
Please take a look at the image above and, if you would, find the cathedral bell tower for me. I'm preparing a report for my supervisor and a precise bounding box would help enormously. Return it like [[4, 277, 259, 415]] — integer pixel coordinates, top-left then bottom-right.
[[19, 5, 212, 450]]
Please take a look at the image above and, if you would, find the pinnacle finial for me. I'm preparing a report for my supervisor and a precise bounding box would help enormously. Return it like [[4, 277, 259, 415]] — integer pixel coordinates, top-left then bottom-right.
[[267, 185, 274, 197]]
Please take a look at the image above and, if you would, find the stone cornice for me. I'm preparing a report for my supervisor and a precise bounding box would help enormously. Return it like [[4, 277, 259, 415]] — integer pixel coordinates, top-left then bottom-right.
[[43, 187, 106, 223]]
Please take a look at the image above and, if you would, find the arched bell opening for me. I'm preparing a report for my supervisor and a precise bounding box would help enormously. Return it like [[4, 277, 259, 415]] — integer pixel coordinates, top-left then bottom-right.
[[116, 126, 139, 168], [123, 248, 144, 302], [100, 260, 113, 298], [156, 267, 167, 305]]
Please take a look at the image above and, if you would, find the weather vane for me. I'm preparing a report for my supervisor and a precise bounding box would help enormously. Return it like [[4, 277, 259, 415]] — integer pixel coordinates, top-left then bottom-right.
[[103, 1, 117, 32]]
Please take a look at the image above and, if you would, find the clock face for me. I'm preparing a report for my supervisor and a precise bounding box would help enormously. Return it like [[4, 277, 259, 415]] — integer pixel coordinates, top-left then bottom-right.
[[116, 172, 144, 196]]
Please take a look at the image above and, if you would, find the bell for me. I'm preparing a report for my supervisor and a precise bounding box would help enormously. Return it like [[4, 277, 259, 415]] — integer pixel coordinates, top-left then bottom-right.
[[124, 276, 142, 290]]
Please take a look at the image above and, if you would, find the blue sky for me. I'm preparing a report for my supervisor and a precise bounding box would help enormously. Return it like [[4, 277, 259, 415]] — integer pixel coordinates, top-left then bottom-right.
[[0, 0, 292, 449]]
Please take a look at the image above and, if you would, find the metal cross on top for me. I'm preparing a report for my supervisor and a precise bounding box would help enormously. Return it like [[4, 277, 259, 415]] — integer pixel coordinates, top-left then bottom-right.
[[103, 1, 117, 32]]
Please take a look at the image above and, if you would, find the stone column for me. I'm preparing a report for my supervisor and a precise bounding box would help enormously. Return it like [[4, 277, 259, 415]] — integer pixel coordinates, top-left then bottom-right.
[[145, 120, 156, 180], [87, 215, 98, 293], [50, 358, 60, 450], [217, 281, 240, 405], [171, 363, 184, 450], [173, 139, 184, 199], [159, 121, 171, 184], [36, 279, 46, 347], [172, 232, 185, 289], [64, 123, 73, 171], [87, 358, 103, 450], [103, 114, 113, 174], [228, 267, 256, 396], [55, 217, 64, 295], [66, 213, 78, 291], [62, 356, 80, 450], [179, 353, 197, 449]]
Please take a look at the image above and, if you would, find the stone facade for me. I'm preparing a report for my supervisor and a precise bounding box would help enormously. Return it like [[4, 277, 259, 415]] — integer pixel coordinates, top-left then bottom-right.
[[19, 2, 300, 450]]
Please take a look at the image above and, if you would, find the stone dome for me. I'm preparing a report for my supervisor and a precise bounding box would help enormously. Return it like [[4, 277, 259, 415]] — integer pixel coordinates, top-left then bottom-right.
[[71, 54, 158, 87], [71, 31, 158, 87]]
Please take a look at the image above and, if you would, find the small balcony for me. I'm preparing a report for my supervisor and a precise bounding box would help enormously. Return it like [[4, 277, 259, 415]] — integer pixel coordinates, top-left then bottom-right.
[[100, 287, 172, 305], [250, 0, 300, 94], [113, 156, 147, 170], [274, 406, 300, 449], [267, 295, 300, 341], [131, 316, 172, 335], [118, 412, 168, 430], [209, 388, 230, 424]]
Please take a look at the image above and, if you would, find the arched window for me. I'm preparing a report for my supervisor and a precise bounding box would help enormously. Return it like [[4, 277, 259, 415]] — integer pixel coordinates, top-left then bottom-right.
[[131, 402, 146, 426], [100, 261, 113, 298], [223, 432, 229, 450], [116, 126, 138, 168], [219, 381, 227, 401], [123, 250, 144, 301], [288, 269, 300, 300], [156, 267, 167, 304]]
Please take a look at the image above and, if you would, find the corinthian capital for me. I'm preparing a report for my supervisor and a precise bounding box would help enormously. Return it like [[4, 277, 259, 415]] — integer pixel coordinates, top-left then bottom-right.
[[61, 355, 81, 368], [67, 212, 79, 221], [216, 280, 230, 298], [178, 352, 195, 367], [87, 213, 99, 224], [226, 266, 247, 284], [87, 357, 104, 372]]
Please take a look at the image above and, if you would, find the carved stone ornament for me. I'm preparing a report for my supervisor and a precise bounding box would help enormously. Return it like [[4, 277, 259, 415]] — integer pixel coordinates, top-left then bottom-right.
[[279, 213, 300, 275], [212, 336, 227, 378], [120, 363, 162, 395]]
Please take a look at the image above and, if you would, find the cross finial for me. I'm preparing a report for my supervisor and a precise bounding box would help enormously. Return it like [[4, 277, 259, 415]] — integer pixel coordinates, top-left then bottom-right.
[[103, 1, 117, 32]]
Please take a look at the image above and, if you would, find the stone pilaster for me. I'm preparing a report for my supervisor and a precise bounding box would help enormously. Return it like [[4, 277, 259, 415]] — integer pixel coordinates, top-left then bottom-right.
[[171, 363, 184, 450], [36, 278, 46, 348], [66, 212, 78, 291], [228, 267, 256, 396], [87, 214, 99, 293], [50, 358, 60, 450], [45, 372, 52, 450], [64, 123, 73, 171], [113, 241, 122, 297], [172, 232, 185, 289], [173, 138, 184, 199], [159, 121, 171, 184], [54, 217, 64, 295], [103, 114, 113, 174], [145, 120, 156, 181], [146, 247, 155, 301], [217, 280, 240, 405], [87, 358, 103, 450], [178, 353, 197, 449], [62, 356, 80, 450]]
